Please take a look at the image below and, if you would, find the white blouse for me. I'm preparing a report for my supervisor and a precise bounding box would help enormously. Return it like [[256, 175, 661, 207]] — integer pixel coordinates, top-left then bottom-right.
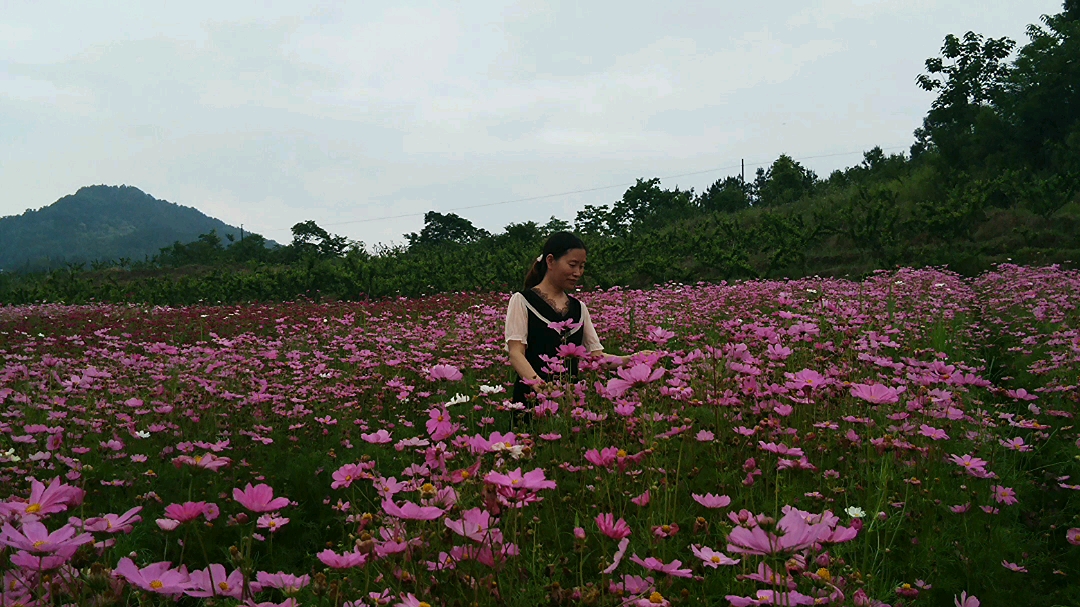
[[504, 291, 603, 353]]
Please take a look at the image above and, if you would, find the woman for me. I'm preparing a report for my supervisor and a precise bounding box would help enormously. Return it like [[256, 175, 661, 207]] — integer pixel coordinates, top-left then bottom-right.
[[504, 231, 652, 408]]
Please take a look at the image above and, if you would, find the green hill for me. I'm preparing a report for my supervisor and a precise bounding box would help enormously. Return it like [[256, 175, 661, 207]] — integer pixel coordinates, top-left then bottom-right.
[[0, 185, 249, 272]]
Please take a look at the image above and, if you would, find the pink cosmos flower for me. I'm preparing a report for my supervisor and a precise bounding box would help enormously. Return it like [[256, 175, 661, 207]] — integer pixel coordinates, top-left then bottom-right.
[[10, 550, 71, 570], [381, 499, 445, 521], [991, 485, 1018, 506], [164, 501, 219, 524], [849, 383, 905, 404], [919, 424, 949, 440], [187, 563, 259, 598], [426, 407, 459, 441], [360, 429, 393, 444], [690, 544, 739, 568], [172, 453, 232, 471], [233, 484, 290, 513], [83, 506, 143, 534], [256, 571, 310, 595], [726, 589, 815, 606], [692, 493, 732, 509], [483, 468, 557, 491], [585, 447, 618, 467], [395, 594, 432, 607], [695, 430, 715, 442], [257, 514, 289, 533], [332, 464, 364, 489], [1065, 528, 1080, 545], [948, 454, 992, 477], [114, 558, 192, 596], [444, 508, 494, 542], [0, 521, 92, 555], [606, 363, 666, 398], [595, 513, 632, 540], [427, 364, 463, 381], [5, 476, 84, 520], [317, 548, 368, 569], [784, 369, 828, 391], [628, 554, 693, 578], [1002, 560, 1027, 572], [999, 437, 1032, 452], [631, 490, 651, 507], [602, 537, 631, 574], [955, 591, 980, 607]]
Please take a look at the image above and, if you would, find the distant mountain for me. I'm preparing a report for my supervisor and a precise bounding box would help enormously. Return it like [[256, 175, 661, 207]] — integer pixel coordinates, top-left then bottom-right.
[[0, 185, 258, 272]]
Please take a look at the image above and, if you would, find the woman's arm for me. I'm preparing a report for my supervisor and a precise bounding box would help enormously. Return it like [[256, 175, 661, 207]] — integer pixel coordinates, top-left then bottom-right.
[[589, 348, 655, 366], [507, 340, 544, 392]]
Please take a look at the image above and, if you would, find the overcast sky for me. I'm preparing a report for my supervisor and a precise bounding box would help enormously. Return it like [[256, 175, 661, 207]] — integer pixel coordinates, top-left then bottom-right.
[[0, 0, 1065, 249]]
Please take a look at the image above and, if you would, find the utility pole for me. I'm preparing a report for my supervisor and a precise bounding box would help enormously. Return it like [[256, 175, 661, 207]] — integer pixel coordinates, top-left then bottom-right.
[[240, 224, 244, 242], [741, 159, 745, 183]]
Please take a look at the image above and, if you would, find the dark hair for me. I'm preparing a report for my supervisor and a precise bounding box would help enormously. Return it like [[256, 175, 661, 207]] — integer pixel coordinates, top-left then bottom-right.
[[524, 231, 587, 289]]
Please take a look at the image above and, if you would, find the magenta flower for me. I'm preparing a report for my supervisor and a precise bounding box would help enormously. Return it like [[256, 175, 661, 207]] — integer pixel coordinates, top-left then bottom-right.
[[381, 499, 445, 521], [991, 486, 1018, 506], [1002, 560, 1027, 572], [1068, 528, 1080, 545], [163, 501, 219, 524], [360, 429, 393, 444], [595, 513, 632, 540], [849, 382, 905, 404], [0, 521, 92, 555], [919, 424, 949, 440], [114, 557, 192, 596], [444, 508, 494, 542], [316, 548, 369, 569], [257, 514, 289, 533], [187, 563, 259, 598], [628, 554, 693, 578], [585, 447, 618, 467], [6, 476, 84, 520], [427, 364, 463, 381], [602, 538, 631, 574], [233, 484, 290, 513], [83, 506, 143, 534], [631, 490, 651, 507], [483, 468, 557, 491], [605, 363, 666, 398], [426, 407, 459, 441], [690, 544, 739, 568], [172, 453, 232, 471], [332, 464, 364, 489], [955, 591, 980, 607], [692, 493, 732, 509], [256, 571, 310, 595]]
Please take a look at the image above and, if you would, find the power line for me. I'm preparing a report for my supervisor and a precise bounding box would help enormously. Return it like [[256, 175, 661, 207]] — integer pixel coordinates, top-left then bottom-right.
[[253, 143, 911, 233]]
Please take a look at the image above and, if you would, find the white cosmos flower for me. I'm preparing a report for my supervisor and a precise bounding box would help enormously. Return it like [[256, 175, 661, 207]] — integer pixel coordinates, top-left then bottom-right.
[[446, 393, 470, 406], [134, 430, 151, 439], [479, 384, 506, 395], [846, 506, 866, 519]]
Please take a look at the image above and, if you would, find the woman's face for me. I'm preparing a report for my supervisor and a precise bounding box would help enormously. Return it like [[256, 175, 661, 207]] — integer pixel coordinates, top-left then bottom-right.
[[545, 248, 587, 291]]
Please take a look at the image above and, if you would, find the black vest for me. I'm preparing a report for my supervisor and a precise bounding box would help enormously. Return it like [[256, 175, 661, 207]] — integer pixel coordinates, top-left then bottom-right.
[[511, 288, 586, 403]]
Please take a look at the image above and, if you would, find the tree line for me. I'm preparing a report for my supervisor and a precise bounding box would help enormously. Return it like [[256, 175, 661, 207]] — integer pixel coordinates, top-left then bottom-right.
[[1, 2, 1078, 306]]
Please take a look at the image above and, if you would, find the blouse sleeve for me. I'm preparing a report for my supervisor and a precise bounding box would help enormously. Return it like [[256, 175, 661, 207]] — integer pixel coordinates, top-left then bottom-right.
[[504, 292, 528, 352], [581, 303, 603, 352]]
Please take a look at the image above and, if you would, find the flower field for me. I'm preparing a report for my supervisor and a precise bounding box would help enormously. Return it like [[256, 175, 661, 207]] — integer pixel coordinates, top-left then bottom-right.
[[1, 264, 1078, 607]]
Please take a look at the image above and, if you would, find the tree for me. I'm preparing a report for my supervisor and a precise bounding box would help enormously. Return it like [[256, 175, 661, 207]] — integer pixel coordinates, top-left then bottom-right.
[[405, 211, 490, 247], [575, 204, 613, 237], [291, 221, 349, 258], [608, 178, 695, 235], [698, 175, 750, 214], [913, 31, 1015, 168], [756, 155, 818, 207]]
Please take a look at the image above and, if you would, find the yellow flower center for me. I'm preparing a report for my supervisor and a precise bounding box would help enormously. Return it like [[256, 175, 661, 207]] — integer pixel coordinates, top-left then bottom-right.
[[25, 504, 41, 514], [460, 471, 470, 479], [150, 580, 164, 590], [661, 525, 671, 533], [511, 479, 519, 485], [617, 449, 627, 458], [194, 455, 204, 464], [33, 540, 47, 549], [419, 602, 432, 607], [649, 592, 664, 604], [711, 555, 721, 563], [816, 568, 831, 581], [218, 582, 231, 591]]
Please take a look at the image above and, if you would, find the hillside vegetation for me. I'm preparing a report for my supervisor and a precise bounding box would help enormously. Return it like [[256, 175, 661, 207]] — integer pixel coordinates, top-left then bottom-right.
[[1, 2, 1078, 305]]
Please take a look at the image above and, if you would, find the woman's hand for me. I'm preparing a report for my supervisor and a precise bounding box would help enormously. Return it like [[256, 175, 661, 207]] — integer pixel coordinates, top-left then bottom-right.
[[530, 379, 546, 394]]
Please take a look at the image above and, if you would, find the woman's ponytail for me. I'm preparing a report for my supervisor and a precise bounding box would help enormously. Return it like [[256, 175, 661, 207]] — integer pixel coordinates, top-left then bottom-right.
[[523, 231, 586, 290]]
